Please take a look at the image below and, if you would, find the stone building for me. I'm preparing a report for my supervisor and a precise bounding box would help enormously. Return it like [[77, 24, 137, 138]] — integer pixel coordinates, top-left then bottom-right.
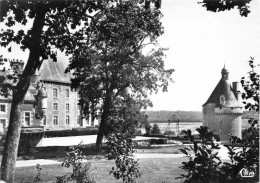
[[202, 66, 243, 141], [0, 59, 98, 133]]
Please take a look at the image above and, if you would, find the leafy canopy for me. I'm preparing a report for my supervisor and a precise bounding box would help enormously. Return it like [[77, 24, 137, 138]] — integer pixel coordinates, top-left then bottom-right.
[[67, 0, 173, 131], [199, 0, 252, 17]]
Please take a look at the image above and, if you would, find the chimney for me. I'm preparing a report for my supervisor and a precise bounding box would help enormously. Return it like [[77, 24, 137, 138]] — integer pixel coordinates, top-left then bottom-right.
[[232, 82, 241, 102]]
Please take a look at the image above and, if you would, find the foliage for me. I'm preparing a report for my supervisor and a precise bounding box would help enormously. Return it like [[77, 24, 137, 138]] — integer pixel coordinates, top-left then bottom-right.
[[107, 133, 141, 183], [178, 59, 259, 183], [240, 57, 259, 112], [177, 126, 224, 183], [33, 164, 42, 183], [145, 123, 152, 135], [199, 0, 252, 17], [43, 127, 98, 138], [151, 123, 161, 134], [0, 0, 164, 181], [65, 0, 173, 149], [164, 130, 175, 136], [105, 93, 151, 138], [224, 59, 259, 181], [56, 143, 95, 183], [0, 133, 6, 154]]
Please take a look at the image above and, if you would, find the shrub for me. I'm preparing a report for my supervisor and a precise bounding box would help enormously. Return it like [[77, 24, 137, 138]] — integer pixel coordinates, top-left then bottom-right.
[[151, 123, 161, 134], [164, 130, 175, 136], [56, 143, 95, 183], [177, 126, 224, 183], [0, 133, 6, 154], [178, 59, 259, 182], [33, 164, 42, 183], [44, 127, 98, 137], [145, 123, 152, 135], [178, 124, 259, 183], [107, 133, 141, 183]]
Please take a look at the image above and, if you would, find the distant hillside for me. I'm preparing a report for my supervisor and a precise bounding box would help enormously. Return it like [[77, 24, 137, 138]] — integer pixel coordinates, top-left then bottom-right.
[[242, 111, 259, 119], [145, 110, 203, 122], [145, 110, 259, 123]]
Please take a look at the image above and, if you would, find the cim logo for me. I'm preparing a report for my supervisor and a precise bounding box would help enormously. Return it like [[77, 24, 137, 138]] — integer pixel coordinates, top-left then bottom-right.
[[239, 168, 255, 177]]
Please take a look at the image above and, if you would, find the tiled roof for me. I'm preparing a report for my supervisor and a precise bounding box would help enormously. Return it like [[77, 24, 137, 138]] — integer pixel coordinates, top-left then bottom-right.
[[39, 59, 71, 84], [203, 78, 242, 108]]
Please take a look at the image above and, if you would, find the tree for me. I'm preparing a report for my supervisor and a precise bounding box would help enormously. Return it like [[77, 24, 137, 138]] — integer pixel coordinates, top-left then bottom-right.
[[151, 123, 161, 134], [107, 92, 152, 138], [0, 0, 162, 182], [241, 57, 259, 112], [199, 0, 252, 17], [67, 1, 173, 150]]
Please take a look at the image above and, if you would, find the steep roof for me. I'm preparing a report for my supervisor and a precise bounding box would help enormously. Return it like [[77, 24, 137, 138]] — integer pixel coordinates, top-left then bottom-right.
[[39, 59, 71, 84], [203, 67, 243, 108]]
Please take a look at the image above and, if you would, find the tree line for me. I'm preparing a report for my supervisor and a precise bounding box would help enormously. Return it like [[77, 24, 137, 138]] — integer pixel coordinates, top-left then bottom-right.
[[145, 110, 203, 122]]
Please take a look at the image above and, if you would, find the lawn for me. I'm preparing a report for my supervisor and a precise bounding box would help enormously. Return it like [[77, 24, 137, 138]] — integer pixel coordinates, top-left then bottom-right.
[[13, 146, 186, 183], [14, 157, 186, 183]]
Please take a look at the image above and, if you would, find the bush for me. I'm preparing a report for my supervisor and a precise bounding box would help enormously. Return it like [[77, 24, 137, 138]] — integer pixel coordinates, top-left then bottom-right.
[[151, 123, 161, 134], [107, 133, 141, 183], [177, 127, 224, 183], [150, 138, 167, 145], [44, 127, 98, 137], [56, 143, 96, 183], [164, 130, 175, 136], [133, 129, 142, 136], [145, 123, 152, 135], [0, 134, 6, 154], [178, 124, 259, 183], [33, 164, 42, 183]]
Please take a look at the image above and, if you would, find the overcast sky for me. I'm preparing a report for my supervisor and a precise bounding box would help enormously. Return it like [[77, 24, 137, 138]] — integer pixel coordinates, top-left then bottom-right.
[[0, 0, 259, 111], [147, 0, 260, 111]]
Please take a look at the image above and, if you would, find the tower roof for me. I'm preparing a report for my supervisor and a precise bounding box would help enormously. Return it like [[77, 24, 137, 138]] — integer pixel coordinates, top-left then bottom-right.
[[203, 67, 242, 108], [39, 59, 71, 84]]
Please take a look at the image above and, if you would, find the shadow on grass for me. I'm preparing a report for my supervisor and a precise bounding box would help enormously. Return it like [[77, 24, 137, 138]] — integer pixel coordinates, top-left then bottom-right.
[[17, 145, 107, 161]]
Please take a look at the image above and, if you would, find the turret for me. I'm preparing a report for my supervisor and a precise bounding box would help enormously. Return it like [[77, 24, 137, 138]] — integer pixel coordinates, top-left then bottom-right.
[[10, 59, 24, 74], [221, 65, 229, 80], [36, 87, 48, 118], [203, 65, 243, 141], [31, 69, 41, 85]]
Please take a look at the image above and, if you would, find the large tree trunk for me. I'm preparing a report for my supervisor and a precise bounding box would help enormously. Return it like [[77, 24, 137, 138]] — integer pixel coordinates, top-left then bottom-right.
[[95, 93, 112, 151], [0, 9, 46, 182]]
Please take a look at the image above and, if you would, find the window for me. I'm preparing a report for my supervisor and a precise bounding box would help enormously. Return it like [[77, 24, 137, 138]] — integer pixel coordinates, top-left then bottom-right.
[[24, 112, 31, 126], [77, 92, 80, 99], [53, 103, 58, 111], [43, 115, 46, 126], [66, 103, 70, 111], [77, 115, 81, 125], [53, 88, 58, 98], [65, 89, 69, 98], [0, 104, 6, 113], [66, 115, 70, 125], [220, 95, 225, 106], [77, 103, 81, 110], [53, 116, 58, 125]]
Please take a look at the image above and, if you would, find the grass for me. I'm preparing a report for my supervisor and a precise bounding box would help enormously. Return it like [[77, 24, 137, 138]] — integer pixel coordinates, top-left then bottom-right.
[[10, 146, 185, 183], [14, 157, 187, 183]]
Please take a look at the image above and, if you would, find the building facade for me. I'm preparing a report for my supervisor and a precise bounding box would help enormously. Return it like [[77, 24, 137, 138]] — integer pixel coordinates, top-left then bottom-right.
[[202, 66, 243, 141], [0, 59, 98, 133]]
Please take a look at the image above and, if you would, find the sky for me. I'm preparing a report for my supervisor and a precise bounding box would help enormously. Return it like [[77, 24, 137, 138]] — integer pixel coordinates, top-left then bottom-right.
[[147, 0, 260, 111], [0, 0, 260, 112]]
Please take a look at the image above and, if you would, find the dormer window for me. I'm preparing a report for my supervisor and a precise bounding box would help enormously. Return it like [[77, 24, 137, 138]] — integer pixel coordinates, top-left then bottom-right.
[[220, 95, 225, 106]]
